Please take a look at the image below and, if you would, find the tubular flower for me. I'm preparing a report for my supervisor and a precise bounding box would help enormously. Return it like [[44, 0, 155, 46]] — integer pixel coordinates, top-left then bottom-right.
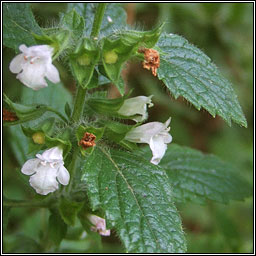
[[117, 95, 154, 122], [87, 214, 111, 236], [125, 118, 172, 165], [9, 44, 60, 90], [21, 147, 70, 195]]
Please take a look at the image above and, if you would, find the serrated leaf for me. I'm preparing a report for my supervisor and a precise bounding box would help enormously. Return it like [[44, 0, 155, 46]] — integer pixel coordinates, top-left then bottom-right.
[[58, 197, 84, 226], [3, 3, 42, 52], [156, 33, 247, 127], [157, 144, 252, 204], [48, 210, 67, 247], [81, 147, 186, 253], [67, 3, 127, 37]]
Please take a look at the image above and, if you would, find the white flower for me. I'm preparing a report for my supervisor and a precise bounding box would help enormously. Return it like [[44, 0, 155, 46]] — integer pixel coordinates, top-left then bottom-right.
[[117, 95, 153, 122], [21, 147, 70, 195], [87, 214, 111, 236], [9, 44, 60, 90], [125, 118, 172, 165]]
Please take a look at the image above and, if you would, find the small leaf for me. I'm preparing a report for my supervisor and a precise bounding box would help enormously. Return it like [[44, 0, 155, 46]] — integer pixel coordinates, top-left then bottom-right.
[[156, 33, 247, 127], [58, 197, 84, 226], [81, 147, 186, 253], [48, 209, 67, 247], [69, 38, 100, 88], [60, 9, 85, 42], [101, 25, 163, 94], [4, 94, 48, 126], [8, 82, 72, 165], [156, 144, 252, 204], [65, 102, 72, 119], [3, 3, 42, 52]]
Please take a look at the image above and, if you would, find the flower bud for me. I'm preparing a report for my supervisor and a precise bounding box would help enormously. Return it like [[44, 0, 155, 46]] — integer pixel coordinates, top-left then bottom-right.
[[103, 50, 118, 64], [77, 54, 91, 66], [32, 132, 45, 145]]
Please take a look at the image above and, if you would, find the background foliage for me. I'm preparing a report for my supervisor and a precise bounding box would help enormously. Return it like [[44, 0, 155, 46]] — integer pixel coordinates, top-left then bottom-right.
[[3, 3, 253, 253]]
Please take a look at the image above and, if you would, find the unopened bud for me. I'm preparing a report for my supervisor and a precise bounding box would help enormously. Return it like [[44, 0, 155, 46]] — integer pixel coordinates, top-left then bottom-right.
[[77, 54, 91, 66], [32, 132, 45, 145], [104, 50, 118, 64]]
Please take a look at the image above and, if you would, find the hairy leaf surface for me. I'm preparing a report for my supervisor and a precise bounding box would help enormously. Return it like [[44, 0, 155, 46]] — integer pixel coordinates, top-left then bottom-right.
[[81, 147, 186, 253], [157, 33, 247, 127]]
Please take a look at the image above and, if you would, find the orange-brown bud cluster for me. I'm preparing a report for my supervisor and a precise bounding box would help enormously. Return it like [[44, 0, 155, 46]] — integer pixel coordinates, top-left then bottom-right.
[[79, 132, 96, 149], [3, 109, 18, 122], [139, 48, 160, 76]]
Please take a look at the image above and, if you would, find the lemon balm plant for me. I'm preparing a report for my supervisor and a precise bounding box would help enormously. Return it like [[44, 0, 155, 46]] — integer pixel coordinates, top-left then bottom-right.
[[3, 3, 252, 253]]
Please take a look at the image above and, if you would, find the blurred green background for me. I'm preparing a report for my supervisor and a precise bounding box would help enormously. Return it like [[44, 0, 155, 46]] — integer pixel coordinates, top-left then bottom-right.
[[3, 3, 253, 253]]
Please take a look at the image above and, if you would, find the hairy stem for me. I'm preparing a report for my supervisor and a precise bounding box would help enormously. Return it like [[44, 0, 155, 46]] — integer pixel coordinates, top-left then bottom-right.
[[68, 3, 107, 189], [71, 3, 107, 122], [91, 3, 107, 38]]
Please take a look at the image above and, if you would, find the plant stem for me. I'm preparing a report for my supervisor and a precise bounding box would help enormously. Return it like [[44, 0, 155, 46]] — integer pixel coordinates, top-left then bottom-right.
[[68, 4, 107, 190], [71, 3, 107, 122], [3, 199, 54, 208], [71, 86, 87, 122], [91, 3, 107, 38]]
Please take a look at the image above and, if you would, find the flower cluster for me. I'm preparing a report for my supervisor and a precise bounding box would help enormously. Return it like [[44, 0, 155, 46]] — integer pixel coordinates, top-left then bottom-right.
[[13, 44, 172, 200]]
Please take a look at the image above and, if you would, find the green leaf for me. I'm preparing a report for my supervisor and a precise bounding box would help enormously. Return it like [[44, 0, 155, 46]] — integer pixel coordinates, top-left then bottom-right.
[[157, 144, 252, 204], [48, 209, 68, 247], [8, 82, 72, 165], [101, 25, 163, 94], [20, 81, 72, 117], [60, 9, 85, 42], [3, 3, 42, 52], [65, 102, 72, 119], [58, 197, 84, 226], [81, 147, 186, 253], [156, 33, 247, 127], [69, 38, 100, 88], [67, 3, 127, 37], [4, 94, 48, 126], [115, 23, 164, 49]]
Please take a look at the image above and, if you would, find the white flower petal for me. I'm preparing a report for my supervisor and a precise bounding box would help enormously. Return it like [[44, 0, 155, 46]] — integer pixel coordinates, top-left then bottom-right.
[[26, 45, 53, 59], [19, 44, 28, 53], [37, 147, 63, 162], [45, 64, 60, 84], [118, 96, 153, 123], [57, 165, 70, 185], [29, 164, 58, 195], [9, 53, 26, 73], [21, 158, 41, 175], [10, 44, 60, 90], [99, 229, 111, 236], [87, 214, 110, 236], [125, 121, 166, 144], [149, 136, 167, 165], [16, 62, 48, 90]]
